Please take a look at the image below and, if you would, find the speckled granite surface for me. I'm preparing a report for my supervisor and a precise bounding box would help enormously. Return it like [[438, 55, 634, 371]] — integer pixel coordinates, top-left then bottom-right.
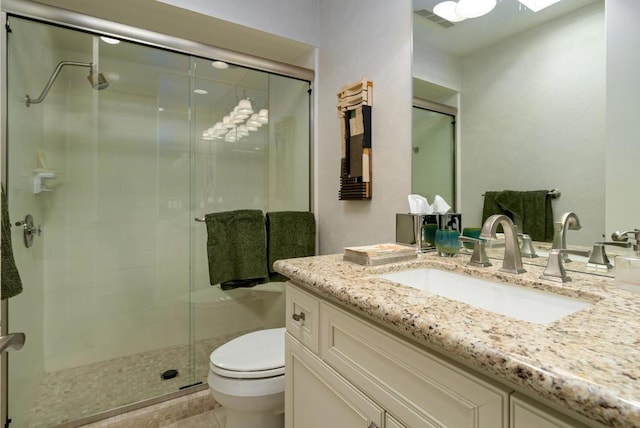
[[274, 252, 640, 427]]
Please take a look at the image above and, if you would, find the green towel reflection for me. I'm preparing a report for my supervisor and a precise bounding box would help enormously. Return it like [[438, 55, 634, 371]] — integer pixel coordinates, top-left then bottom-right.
[[1, 185, 23, 299], [482, 190, 553, 242]]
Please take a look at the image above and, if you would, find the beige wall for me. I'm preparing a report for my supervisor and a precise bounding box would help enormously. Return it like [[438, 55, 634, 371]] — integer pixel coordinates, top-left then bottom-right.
[[316, 0, 413, 254], [459, 3, 605, 245], [606, 0, 640, 234]]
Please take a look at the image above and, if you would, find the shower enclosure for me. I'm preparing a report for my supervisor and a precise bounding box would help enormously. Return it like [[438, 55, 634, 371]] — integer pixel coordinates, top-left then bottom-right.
[[412, 104, 456, 207], [3, 8, 311, 427]]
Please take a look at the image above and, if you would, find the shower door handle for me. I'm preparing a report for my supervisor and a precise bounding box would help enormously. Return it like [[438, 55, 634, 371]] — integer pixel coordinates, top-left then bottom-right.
[[0, 333, 25, 354]]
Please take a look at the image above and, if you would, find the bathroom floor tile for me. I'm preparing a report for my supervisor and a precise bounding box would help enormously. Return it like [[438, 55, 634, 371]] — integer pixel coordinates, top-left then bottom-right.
[[163, 408, 222, 428], [26, 332, 254, 427]]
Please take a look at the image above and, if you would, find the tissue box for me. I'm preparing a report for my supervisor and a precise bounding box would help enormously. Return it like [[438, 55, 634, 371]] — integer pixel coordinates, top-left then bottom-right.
[[396, 213, 462, 251], [615, 254, 640, 292]]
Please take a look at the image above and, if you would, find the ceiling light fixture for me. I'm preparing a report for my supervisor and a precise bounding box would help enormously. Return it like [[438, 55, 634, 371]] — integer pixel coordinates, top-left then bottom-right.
[[455, 0, 497, 18], [517, 0, 563, 12], [201, 99, 267, 142], [100, 36, 120, 45], [212, 61, 229, 69], [433, 1, 466, 22]]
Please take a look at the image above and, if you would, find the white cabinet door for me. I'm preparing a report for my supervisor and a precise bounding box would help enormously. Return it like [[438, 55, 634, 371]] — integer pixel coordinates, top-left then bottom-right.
[[286, 283, 320, 354], [285, 333, 385, 428], [386, 413, 408, 428], [321, 302, 510, 428], [510, 393, 592, 428]]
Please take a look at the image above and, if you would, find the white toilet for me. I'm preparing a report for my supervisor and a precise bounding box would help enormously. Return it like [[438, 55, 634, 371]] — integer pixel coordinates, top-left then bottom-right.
[[208, 327, 286, 428]]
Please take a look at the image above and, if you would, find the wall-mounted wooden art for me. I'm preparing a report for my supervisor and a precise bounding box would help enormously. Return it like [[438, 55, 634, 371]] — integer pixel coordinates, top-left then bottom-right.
[[337, 79, 372, 200]]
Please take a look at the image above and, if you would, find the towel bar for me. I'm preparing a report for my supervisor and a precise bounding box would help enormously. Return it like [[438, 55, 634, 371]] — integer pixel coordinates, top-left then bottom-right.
[[481, 189, 561, 199], [195, 217, 205, 222]]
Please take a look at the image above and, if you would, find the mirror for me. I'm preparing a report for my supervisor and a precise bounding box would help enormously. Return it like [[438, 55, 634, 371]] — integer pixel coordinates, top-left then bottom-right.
[[412, 104, 456, 209], [412, 0, 640, 277]]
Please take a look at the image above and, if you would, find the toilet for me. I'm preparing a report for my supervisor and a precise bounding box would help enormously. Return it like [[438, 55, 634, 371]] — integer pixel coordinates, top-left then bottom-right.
[[208, 327, 286, 428]]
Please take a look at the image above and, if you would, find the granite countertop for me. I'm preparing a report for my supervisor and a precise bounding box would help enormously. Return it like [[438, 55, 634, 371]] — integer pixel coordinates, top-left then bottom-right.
[[274, 251, 640, 427]]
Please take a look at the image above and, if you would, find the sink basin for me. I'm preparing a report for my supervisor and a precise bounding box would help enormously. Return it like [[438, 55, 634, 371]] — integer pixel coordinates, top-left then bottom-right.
[[378, 268, 591, 324]]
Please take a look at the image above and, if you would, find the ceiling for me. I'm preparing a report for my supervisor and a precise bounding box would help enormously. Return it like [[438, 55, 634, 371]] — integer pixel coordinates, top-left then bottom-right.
[[28, 0, 314, 66], [413, 0, 601, 57]]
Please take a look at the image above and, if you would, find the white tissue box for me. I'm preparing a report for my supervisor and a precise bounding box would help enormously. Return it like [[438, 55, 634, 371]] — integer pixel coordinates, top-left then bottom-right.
[[615, 254, 640, 292]]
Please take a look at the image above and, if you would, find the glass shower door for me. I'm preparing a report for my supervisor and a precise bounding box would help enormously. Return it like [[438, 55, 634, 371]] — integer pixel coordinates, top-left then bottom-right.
[[189, 58, 311, 385], [5, 11, 311, 428], [5, 17, 195, 426], [412, 107, 456, 206]]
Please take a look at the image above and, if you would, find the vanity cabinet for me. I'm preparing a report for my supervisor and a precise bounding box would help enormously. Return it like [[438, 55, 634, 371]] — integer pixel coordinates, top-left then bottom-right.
[[285, 282, 602, 428], [286, 283, 509, 427], [286, 334, 384, 428], [510, 393, 591, 428]]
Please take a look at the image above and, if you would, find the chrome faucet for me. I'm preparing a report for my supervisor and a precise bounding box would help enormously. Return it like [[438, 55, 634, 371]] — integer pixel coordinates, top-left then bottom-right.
[[612, 229, 640, 251], [458, 236, 492, 268], [480, 214, 526, 274], [587, 241, 632, 270], [541, 249, 591, 283], [518, 233, 538, 258], [552, 212, 582, 263]]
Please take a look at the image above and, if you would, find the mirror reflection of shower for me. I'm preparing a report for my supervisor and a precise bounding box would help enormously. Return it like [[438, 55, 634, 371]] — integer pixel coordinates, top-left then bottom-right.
[[25, 60, 109, 107]]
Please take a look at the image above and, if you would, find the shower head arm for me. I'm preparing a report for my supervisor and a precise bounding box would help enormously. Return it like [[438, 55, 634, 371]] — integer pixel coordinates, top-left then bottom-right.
[[25, 61, 93, 107]]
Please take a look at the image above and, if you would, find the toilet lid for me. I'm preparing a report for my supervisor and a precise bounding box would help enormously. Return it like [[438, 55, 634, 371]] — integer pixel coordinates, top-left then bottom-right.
[[210, 327, 285, 379]]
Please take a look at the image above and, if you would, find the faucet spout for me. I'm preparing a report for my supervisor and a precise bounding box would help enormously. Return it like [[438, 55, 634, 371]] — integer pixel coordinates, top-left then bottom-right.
[[552, 212, 582, 262], [480, 214, 526, 274]]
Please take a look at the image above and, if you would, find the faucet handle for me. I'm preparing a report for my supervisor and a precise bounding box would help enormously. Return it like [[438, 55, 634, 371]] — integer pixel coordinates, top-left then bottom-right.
[[587, 241, 632, 270], [458, 236, 492, 268], [518, 233, 538, 258], [587, 243, 612, 269], [612, 229, 640, 251], [540, 249, 591, 283]]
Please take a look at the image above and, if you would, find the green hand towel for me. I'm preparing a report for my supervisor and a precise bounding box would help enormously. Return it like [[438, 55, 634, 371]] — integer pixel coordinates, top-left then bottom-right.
[[482, 191, 509, 233], [1, 185, 23, 300], [521, 190, 554, 242], [495, 190, 524, 226], [482, 191, 505, 224], [266, 211, 315, 281], [205, 210, 269, 286], [495, 190, 553, 242]]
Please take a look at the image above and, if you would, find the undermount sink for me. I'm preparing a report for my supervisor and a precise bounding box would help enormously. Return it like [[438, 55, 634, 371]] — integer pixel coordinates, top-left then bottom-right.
[[378, 268, 591, 324]]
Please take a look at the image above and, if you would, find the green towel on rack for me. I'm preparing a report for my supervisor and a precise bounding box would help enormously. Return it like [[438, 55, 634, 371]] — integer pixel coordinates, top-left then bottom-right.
[[522, 190, 554, 242], [495, 190, 524, 225], [266, 211, 315, 281], [494, 190, 553, 242], [1, 185, 23, 300], [482, 191, 504, 224], [482, 191, 508, 233], [205, 210, 269, 287]]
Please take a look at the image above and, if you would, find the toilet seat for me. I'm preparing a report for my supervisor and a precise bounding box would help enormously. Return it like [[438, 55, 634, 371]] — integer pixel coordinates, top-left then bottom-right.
[[210, 327, 285, 379]]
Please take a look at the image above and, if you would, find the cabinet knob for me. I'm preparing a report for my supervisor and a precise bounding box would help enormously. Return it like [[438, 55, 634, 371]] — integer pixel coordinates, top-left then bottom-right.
[[367, 422, 378, 428], [292, 312, 306, 323]]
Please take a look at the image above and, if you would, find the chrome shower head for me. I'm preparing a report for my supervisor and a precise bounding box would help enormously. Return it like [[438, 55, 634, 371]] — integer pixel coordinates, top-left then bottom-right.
[[87, 67, 109, 90], [26, 61, 109, 107]]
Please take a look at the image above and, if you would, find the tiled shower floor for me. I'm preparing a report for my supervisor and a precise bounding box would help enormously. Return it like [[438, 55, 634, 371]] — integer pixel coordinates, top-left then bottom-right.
[[26, 331, 253, 427]]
